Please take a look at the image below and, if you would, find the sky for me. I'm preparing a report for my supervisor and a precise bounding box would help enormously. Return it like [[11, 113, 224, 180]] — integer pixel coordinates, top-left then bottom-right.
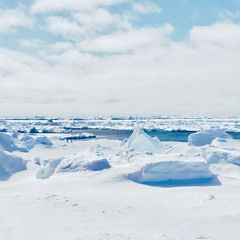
[[0, 0, 240, 117]]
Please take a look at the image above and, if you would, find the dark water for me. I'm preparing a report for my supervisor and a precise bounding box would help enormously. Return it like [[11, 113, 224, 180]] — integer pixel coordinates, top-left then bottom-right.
[[75, 129, 240, 142]]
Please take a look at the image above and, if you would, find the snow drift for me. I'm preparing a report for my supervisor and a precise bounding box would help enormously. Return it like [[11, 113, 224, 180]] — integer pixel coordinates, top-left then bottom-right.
[[188, 127, 232, 147], [124, 126, 165, 154], [56, 149, 111, 173], [202, 138, 240, 166], [21, 135, 53, 150], [36, 147, 111, 179], [0, 132, 26, 152], [36, 159, 62, 179], [0, 149, 27, 180], [128, 156, 214, 184]]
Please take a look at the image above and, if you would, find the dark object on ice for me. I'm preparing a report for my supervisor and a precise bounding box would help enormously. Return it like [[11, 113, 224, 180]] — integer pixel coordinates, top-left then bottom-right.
[[29, 127, 39, 134], [0, 128, 7, 132], [65, 133, 96, 141]]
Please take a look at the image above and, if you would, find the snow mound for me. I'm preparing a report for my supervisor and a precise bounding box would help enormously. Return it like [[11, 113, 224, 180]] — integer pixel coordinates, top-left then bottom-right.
[[56, 149, 111, 173], [128, 157, 213, 184], [211, 138, 240, 150], [125, 126, 165, 154], [206, 151, 240, 166], [188, 127, 232, 147], [0, 149, 27, 180], [210, 163, 240, 178], [21, 135, 53, 150], [36, 159, 62, 179], [36, 147, 111, 179], [201, 138, 240, 166], [0, 132, 26, 152]]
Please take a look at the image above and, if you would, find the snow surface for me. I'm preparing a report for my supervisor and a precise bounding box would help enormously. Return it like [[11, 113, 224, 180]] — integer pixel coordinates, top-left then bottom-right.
[[0, 123, 240, 240]]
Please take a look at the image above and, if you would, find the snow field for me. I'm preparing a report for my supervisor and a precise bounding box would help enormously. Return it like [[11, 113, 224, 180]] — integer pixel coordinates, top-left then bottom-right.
[[0, 127, 240, 239]]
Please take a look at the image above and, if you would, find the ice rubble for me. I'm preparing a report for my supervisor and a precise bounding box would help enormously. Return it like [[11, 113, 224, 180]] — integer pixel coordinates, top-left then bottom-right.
[[36, 147, 111, 179], [188, 127, 232, 147], [112, 127, 214, 184], [124, 126, 165, 154], [0, 149, 27, 180]]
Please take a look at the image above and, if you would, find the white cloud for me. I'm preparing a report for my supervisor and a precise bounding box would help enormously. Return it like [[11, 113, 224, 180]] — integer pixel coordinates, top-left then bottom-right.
[[19, 39, 45, 48], [1, 20, 240, 116], [46, 16, 84, 37], [73, 8, 131, 33], [50, 42, 74, 52], [190, 22, 240, 49], [31, 0, 128, 13], [78, 24, 174, 53], [0, 9, 33, 33], [219, 10, 240, 21], [132, 3, 161, 14]]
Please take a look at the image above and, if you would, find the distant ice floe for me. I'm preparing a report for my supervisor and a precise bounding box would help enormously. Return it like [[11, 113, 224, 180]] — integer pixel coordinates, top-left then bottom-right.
[[65, 133, 96, 141], [188, 127, 232, 147], [2, 116, 240, 133]]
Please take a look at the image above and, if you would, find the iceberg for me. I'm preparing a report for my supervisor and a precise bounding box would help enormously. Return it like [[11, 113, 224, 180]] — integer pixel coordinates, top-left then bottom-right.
[[125, 126, 165, 154]]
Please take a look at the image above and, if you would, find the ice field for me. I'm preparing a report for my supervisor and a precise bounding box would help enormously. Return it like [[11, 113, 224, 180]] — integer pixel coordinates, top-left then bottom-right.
[[0, 118, 240, 240]]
